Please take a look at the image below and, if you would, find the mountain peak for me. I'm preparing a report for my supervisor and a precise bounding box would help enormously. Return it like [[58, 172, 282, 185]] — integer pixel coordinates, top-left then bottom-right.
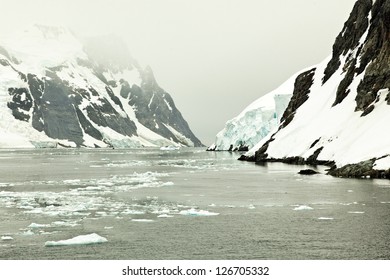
[[83, 34, 138, 72]]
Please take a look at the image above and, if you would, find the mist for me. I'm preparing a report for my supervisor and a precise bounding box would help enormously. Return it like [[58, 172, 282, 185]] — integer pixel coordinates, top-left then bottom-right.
[[0, 0, 357, 145]]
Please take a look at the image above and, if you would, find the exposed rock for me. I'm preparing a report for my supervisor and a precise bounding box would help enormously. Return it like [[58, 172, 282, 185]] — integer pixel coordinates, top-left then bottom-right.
[[328, 159, 374, 178], [298, 169, 319, 175], [355, 0, 390, 112], [322, 0, 372, 84], [280, 68, 316, 127]]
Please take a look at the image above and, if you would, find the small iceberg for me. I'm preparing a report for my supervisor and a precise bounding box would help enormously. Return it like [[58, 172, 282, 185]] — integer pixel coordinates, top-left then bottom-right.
[[293, 205, 314, 211], [160, 145, 180, 151], [157, 214, 174, 218], [28, 223, 50, 228], [318, 217, 334, 220], [348, 211, 365, 214], [179, 208, 219, 216], [1, 236, 13, 241], [131, 219, 154, 222], [45, 233, 107, 247]]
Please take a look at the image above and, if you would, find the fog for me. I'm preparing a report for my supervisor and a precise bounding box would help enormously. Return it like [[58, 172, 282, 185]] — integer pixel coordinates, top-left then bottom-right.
[[0, 0, 357, 145]]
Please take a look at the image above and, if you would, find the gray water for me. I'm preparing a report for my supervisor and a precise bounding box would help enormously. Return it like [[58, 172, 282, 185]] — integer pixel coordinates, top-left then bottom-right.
[[0, 148, 389, 260]]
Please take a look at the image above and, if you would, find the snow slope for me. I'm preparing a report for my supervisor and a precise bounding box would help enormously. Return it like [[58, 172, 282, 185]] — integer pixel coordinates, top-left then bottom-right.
[[241, 0, 390, 175]]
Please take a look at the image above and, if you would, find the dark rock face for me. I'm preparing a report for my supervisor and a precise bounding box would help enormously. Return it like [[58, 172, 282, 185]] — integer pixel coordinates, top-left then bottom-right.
[[7, 88, 33, 121], [41, 79, 85, 145], [323, 0, 372, 84], [328, 159, 376, 178], [327, 157, 390, 179], [323, 0, 390, 111], [280, 68, 316, 127], [355, 0, 390, 112], [127, 66, 203, 147]]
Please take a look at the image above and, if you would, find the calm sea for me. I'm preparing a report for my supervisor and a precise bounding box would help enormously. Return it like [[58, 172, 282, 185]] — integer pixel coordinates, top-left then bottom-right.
[[0, 148, 389, 259]]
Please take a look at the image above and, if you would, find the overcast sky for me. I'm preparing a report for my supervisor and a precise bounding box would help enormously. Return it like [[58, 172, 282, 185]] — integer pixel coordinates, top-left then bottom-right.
[[0, 0, 357, 145]]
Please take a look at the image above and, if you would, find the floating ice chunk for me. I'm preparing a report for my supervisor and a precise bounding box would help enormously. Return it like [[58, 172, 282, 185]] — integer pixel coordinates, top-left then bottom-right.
[[121, 209, 145, 215], [318, 217, 334, 220], [347, 190, 354, 193], [157, 214, 174, 218], [45, 233, 108, 247], [131, 219, 154, 222], [293, 205, 314, 211], [63, 179, 81, 184], [152, 208, 170, 214], [104, 226, 114, 230], [28, 223, 50, 228], [179, 208, 220, 216], [21, 230, 35, 236], [1, 236, 13, 241], [248, 204, 256, 209], [51, 221, 80, 227], [348, 211, 365, 214], [161, 182, 174, 187], [208, 203, 216, 207]]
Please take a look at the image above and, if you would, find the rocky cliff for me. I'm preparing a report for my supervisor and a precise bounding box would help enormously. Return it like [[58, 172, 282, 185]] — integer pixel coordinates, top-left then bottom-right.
[[0, 25, 202, 148], [239, 0, 390, 178]]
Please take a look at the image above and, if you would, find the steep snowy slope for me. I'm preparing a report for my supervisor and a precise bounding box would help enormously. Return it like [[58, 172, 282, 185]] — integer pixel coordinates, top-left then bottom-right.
[[0, 25, 202, 148], [239, 0, 390, 178]]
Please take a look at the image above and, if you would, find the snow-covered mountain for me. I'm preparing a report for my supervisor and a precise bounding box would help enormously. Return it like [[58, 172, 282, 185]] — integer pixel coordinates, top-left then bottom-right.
[[213, 0, 390, 178], [0, 25, 202, 148]]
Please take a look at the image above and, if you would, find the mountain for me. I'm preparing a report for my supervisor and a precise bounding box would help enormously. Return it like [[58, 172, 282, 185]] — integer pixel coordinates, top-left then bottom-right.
[[0, 25, 202, 148], [212, 0, 390, 178]]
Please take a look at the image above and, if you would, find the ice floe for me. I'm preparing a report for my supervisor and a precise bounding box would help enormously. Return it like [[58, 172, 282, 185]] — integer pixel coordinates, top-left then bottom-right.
[[293, 205, 314, 211], [131, 219, 154, 222], [45, 233, 107, 246], [157, 214, 174, 218], [28, 223, 51, 228], [1, 236, 13, 241], [179, 208, 219, 216], [318, 217, 334, 220], [348, 211, 365, 214]]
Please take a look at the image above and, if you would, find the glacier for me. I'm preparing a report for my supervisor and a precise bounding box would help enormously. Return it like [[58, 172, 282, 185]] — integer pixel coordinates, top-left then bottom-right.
[[208, 69, 310, 151]]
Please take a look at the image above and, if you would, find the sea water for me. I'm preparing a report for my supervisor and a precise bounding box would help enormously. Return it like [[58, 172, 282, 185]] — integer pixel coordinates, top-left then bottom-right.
[[0, 148, 389, 259]]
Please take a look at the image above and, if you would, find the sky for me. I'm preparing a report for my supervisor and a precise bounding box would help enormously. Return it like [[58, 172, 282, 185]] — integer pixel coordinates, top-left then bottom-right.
[[0, 0, 357, 145]]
